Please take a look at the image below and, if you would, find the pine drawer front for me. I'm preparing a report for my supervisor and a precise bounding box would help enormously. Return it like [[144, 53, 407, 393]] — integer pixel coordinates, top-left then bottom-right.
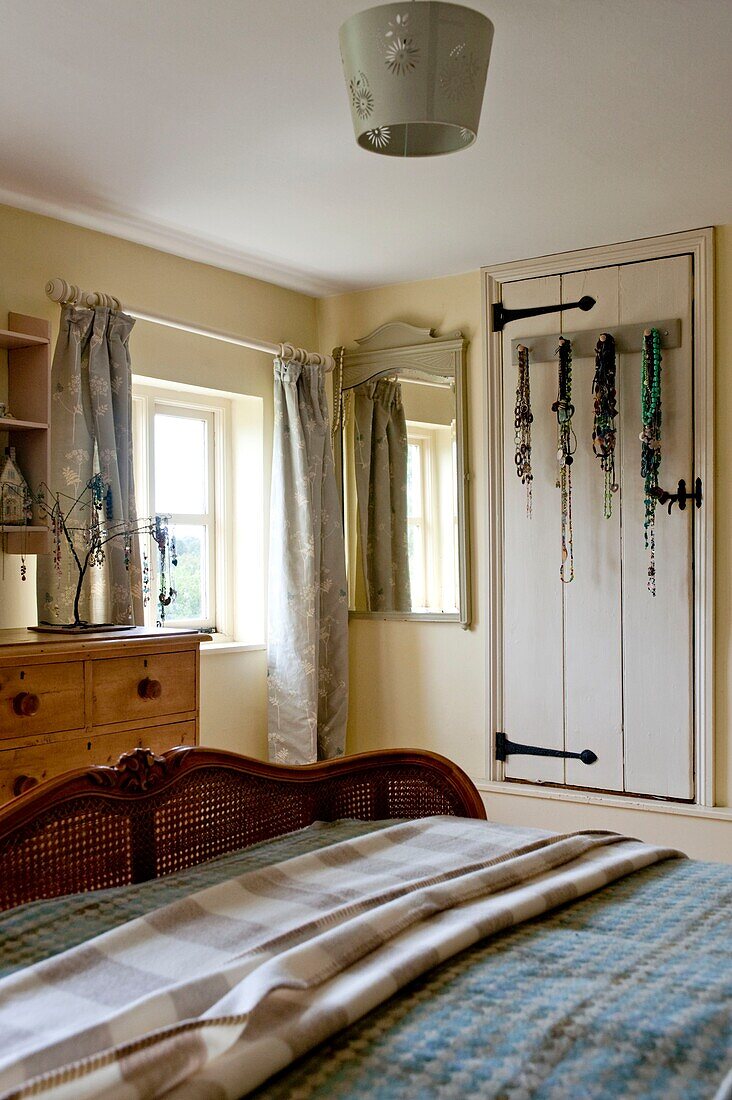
[[0, 721, 197, 801], [0, 661, 85, 740], [92, 651, 196, 727]]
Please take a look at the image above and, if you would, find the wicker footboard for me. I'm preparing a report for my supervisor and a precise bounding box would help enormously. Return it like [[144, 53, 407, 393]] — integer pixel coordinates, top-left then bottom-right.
[[0, 746, 486, 910]]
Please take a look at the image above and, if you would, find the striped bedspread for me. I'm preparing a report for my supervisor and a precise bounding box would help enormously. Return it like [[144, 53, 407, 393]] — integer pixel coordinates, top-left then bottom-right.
[[0, 818, 681, 1099], [258, 853, 732, 1100]]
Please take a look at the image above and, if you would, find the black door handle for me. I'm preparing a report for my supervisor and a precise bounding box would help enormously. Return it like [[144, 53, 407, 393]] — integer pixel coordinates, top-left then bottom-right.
[[649, 477, 702, 514]]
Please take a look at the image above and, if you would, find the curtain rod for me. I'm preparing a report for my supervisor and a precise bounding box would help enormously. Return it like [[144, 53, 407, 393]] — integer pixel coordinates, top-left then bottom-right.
[[45, 278, 335, 372]]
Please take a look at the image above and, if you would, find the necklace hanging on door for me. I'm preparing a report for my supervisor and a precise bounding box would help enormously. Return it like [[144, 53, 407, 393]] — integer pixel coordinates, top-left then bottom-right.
[[641, 328, 662, 596], [514, 343, 533, 516], [592, 333, 619, 518], [553, 337, 575, 583]]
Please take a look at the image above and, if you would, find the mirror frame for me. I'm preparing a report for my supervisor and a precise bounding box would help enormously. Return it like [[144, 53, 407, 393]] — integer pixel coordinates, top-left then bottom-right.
[[334, 321, 471, 627]]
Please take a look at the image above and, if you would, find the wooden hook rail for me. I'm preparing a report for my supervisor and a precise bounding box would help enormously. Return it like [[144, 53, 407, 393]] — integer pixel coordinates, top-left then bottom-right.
[[510, 318, 681, 366]]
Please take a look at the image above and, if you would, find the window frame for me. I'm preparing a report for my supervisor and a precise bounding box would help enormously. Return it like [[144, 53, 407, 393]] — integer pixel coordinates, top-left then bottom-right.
[[407, 420, 458, 613], [406, 428, 430, 611], [132, 384, 232, 637]]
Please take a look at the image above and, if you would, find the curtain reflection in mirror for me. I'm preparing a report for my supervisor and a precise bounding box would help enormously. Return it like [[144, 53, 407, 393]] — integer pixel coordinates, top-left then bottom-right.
[[346, 374, 458, 615], [352, 379, 411, 612]]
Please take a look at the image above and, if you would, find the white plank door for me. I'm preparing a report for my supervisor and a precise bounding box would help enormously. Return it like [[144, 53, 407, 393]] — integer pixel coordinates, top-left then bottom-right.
[[501, 276, 565, 784], [561, 267, 624, 792], [619, 256, 694, 799], [499, 256, 695, 799]]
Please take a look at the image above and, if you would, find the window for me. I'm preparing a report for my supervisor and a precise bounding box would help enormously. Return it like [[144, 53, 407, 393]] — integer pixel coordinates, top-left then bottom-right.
[[407, 435, 428, 609], [132, 379, 264, 644], [133, 391, 220, 631], [154, 406, 215, 626], [406, 421, 458, 613]]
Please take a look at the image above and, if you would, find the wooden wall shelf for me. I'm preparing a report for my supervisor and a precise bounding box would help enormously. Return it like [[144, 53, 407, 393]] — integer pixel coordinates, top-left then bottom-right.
[[0, 526, 48, 535], [0, 419, 47, 432], [0, 312, 51, 555], [0, 329, 49, 351]]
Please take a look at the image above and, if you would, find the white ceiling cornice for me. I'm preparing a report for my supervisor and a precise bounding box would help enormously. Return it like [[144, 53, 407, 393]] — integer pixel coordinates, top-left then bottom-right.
[[0, 187, 345, 299]]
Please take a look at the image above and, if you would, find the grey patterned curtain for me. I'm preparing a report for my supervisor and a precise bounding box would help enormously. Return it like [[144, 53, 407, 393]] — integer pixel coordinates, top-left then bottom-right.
[[37, 306, 142, 626], [353, 378, 411, 612], [267, 360, 348, 764]]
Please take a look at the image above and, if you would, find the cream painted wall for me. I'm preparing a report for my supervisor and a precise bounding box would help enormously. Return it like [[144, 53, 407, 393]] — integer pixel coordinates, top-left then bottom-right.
[[0, 202, 318, 759], [317, 230, 732, 863], [200, 648, 268, 759], [317, 272, 486, 779]]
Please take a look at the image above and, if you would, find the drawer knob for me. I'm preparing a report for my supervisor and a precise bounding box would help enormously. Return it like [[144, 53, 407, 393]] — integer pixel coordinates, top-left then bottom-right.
[[13, 692, 40, 717], [13, 774, 39, 797], [138, 677, 162, 701]]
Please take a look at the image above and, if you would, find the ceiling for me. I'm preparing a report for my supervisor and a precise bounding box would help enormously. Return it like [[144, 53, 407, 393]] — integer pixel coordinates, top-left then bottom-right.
[[1, 1, 730, 296]]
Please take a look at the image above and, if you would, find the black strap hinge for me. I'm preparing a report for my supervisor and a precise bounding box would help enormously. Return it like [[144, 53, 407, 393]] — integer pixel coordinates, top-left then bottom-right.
[[491, 295, 596, 333], [496, 732, 597, 766]]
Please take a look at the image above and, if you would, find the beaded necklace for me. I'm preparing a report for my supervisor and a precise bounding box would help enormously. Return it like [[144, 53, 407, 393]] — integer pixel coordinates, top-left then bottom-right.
[[553, 337, 575, 583], [154, 515, 177, 626], [640, 327, 662, 596], [514, 343, 533, 517], [592, 332, 619, 518]]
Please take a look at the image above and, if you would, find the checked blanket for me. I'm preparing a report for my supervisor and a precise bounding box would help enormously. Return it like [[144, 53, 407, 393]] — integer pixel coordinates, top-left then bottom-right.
[[0, 818, 680, 1099]]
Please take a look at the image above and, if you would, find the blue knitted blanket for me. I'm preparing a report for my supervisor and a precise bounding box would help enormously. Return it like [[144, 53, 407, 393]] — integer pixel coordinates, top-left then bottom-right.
[[1, 820, 729, 1099]]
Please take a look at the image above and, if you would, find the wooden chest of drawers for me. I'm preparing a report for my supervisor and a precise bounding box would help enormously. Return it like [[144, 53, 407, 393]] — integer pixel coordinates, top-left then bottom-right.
[[0, 628, 206, 803]]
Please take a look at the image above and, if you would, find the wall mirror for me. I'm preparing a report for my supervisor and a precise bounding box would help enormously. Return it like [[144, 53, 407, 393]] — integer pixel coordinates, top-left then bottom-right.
[[334, 322, 470, 626]]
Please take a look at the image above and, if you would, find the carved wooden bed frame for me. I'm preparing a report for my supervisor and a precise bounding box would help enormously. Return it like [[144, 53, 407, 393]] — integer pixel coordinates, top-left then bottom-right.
[[0, 746, 486, 911]]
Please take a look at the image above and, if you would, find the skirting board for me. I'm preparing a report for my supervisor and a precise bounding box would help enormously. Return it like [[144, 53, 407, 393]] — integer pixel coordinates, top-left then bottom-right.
[[476, 780, 732, 863]]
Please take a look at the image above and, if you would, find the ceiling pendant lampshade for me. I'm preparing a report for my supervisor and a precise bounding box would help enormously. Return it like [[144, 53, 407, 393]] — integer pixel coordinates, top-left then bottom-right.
[[339, 2, 494, 157]]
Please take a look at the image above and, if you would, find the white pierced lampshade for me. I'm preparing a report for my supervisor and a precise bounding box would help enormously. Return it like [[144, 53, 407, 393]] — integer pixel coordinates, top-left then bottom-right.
[[339, 2, 494, 157]]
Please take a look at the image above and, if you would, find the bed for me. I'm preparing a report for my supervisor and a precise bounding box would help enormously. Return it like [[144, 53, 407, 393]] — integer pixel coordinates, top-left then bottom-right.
[[0, 745, 729, 1099]]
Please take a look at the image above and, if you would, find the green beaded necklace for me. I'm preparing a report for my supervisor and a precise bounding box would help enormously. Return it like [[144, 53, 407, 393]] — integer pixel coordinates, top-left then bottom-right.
[[640, 328, 662, 595]]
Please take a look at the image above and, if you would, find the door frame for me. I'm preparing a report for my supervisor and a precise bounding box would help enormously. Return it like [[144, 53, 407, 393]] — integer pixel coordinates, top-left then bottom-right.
[[482, 228, 715, 805]]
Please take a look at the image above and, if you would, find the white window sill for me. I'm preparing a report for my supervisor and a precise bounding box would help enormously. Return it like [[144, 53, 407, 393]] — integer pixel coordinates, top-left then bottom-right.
[[200, 640, 266, 655]]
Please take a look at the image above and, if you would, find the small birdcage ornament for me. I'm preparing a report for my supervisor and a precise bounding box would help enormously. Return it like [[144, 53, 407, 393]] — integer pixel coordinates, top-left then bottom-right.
[[0, 447, 32, 526]]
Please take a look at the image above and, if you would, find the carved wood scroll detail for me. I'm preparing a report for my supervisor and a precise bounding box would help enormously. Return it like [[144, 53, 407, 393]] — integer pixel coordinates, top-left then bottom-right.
[[87, 746, 187, 792]]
